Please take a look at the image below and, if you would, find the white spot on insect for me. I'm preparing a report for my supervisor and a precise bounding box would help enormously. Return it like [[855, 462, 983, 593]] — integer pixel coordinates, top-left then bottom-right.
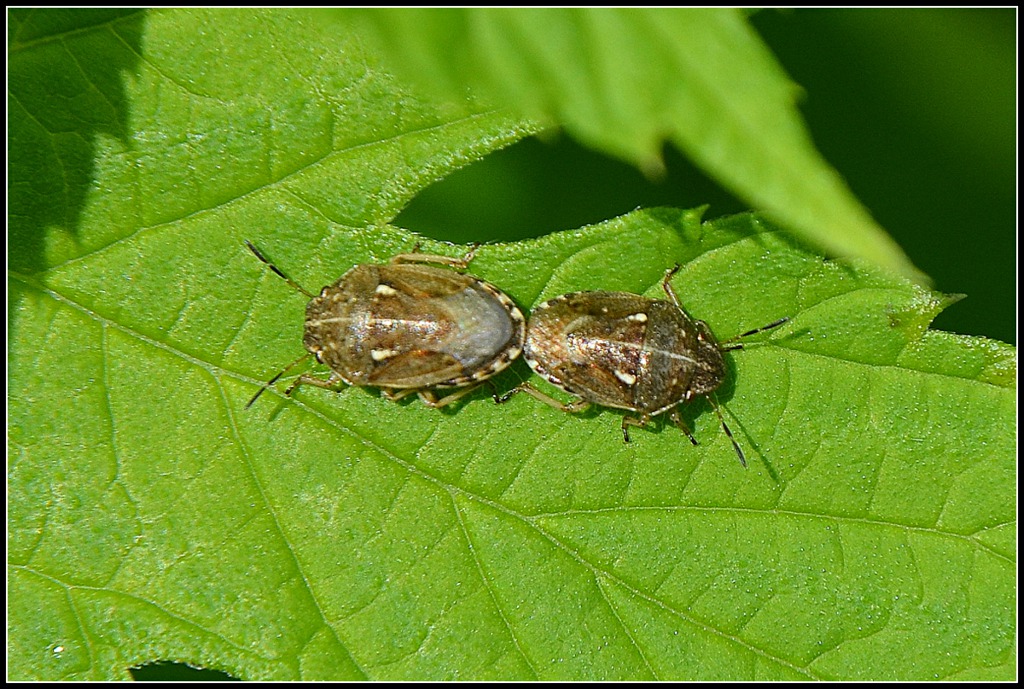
[[375, 283, 398, 296], [371, 348, 399, 361], [615, 370, 637, 386], [627, 312, 648, 322]]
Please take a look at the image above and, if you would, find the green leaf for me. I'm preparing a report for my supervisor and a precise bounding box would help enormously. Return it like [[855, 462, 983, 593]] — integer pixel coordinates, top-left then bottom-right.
[[8, 8, 1015, 681], [350, 8, 927, 283]]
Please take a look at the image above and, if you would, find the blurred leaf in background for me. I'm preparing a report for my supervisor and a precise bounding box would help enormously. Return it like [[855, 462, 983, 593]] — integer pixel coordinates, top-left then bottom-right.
[[396, 8, 1015, 344], [357, 7, 929, 284]]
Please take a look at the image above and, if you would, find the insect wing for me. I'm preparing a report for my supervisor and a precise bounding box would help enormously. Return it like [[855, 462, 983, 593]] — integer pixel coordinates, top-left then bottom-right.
[[307, 264, 522, 389], [526, 292, 650, 411]]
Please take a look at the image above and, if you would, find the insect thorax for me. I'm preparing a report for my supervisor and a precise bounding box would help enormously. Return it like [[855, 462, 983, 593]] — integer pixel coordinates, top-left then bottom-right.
[[633, 302, 726, 412]]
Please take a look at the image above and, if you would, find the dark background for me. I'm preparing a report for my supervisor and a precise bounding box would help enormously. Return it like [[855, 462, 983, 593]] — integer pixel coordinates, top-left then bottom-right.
[[398, 9, 1016, 345]]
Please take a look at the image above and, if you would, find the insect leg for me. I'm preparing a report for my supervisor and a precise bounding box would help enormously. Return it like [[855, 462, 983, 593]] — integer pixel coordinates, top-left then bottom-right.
[[389, 243, 482, 271], [246, 353, 311, 408], [417, 383, 486, 409], [284, 372, 345, 397], [622, 413, 662, 443], [497, 383, 591, 413], [380, 388, 418, 402], [660, 264, 685, 310], [668, 407, 700, 446]]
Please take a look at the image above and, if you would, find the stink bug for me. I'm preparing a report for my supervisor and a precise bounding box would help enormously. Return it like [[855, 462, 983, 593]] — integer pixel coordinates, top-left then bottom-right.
[[498, 265, 788, 466], [245, 241, 525, 409]]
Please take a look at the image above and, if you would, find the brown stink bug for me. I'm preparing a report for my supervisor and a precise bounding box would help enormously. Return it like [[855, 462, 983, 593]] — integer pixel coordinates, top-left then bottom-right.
[[498, 264, 788, 466], [245, 241, 525, 409]]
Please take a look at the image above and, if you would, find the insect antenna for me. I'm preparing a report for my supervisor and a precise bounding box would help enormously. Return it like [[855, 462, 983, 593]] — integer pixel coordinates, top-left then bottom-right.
[[246, 353, 312, 409], [706, 395, 747, 467], [720, 317, 790, 352], [245, 240, 316, 298], [713, 316, 790, 465]]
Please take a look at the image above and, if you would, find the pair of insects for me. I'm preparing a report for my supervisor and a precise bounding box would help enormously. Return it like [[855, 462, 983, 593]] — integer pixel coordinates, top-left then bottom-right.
[[245, 242, 787, 466]]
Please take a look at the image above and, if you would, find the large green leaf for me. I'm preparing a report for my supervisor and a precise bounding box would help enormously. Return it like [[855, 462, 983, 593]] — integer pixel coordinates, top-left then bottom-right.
[[8, 8, 1015, 681], [352, 8, 925, 282]]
